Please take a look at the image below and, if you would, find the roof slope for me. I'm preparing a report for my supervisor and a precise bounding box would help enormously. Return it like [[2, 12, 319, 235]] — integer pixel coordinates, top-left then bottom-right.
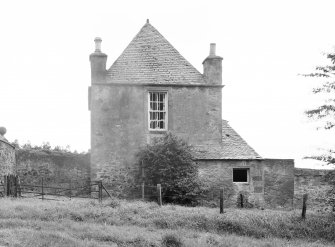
[[193, 120, 262, 160], [0, 136, 15, 149], [107, 22, 205, 85]]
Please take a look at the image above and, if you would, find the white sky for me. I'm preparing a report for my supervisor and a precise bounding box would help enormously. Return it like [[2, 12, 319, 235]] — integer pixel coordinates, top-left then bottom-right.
[[1, 0, 335, 168]]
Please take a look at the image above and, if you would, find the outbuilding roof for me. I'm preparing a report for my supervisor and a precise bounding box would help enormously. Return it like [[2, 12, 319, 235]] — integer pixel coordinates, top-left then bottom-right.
[[193, 120, 262, 160], [0, 136, 15, 149], [107, 21, 206, 85]]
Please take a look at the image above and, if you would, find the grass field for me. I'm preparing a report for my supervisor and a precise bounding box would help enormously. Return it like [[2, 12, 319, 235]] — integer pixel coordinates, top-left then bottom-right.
[[0, 197, 334, 247]]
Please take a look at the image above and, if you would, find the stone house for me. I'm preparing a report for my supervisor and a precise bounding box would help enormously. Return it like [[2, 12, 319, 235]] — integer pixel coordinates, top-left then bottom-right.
[[88, 20, 294, 207]]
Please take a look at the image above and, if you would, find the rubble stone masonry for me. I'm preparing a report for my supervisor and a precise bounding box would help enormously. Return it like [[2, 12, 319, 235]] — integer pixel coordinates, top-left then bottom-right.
[[198, 159, 295, 208], [0, 140, 16, 178], [16, 149, 90, 188]]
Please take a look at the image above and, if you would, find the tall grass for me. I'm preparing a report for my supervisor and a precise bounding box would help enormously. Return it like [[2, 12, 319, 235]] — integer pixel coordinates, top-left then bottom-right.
[[0, 197, 334, 246]]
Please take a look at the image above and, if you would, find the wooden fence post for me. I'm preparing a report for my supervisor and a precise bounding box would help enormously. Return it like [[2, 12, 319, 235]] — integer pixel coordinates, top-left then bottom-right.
[[220, 188, 224, 214], [157, 184, 162, 206], [17, 176, 21, 197], [302, 193, 308, 219], [98, 181, 102, 203], [141, 182, 145, 200], [41, 178, 44, 200], [240, 194, 244, 208], [4, 175, 19, 197], [141, 160, 145, 200], [69, 181, 72, 199], [4, 176, 7, 196]]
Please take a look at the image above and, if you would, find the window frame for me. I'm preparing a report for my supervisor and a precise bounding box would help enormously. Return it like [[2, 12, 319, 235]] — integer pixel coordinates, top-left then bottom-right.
[[148, 91, 168, 131], [232, 168, 250, 183]]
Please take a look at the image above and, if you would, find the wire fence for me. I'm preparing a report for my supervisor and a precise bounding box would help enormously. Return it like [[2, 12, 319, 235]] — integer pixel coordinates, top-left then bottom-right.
[[1, 175, 334, 219], [0, 175, 112, 202]]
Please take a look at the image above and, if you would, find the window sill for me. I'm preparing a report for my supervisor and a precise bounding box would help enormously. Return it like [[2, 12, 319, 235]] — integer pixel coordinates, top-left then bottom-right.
[[148, 130, 167, 134]]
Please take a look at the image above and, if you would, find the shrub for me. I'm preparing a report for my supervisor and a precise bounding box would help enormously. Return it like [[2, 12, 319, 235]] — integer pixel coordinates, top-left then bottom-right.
[[136, 133, 201, 205]]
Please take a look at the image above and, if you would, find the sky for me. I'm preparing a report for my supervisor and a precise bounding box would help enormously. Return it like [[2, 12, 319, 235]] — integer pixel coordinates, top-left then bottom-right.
[[1, 0, 335, 168]]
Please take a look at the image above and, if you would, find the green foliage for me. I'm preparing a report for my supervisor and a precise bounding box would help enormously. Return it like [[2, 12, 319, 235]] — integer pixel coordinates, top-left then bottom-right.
[[303, 50, 335, 130], [10, 139, 87, 155], [303, 50, 335, 206], [136, 133, 201, 205]]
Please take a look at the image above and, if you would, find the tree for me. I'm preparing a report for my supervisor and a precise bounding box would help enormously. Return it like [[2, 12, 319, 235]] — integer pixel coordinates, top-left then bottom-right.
[[303, 50, 335, 164], [304, 49, 335, 210], [136, 133, 201, 205], [304, 51, 335, 130]]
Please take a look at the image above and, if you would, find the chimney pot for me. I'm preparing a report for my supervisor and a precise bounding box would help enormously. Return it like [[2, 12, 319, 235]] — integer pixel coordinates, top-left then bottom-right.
[[210, 43, 216, 56], [94, 37, 102, 52]]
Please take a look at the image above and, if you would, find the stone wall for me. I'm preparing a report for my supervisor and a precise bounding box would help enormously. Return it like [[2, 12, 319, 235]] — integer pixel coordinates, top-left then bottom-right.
[[198, 159, 295, 208], [90, 84, 222, 196], [198, 159, 264, 208], [263, 159, 295, 208], [16, 149, 90, 188], [294, 168, 334, 211], [0, 140, 16, 178]]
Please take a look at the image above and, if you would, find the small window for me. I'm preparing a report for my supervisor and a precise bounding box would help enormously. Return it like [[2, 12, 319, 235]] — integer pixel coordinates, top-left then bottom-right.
[[148, 92, 167, 131], [233, 168, 249, 183]]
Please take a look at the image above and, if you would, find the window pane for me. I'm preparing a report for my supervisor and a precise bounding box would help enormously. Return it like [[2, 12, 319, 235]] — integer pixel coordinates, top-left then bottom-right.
[[159, 102, 164, 111], [159, 93, 163, 102], [159, 112, 164, 120]]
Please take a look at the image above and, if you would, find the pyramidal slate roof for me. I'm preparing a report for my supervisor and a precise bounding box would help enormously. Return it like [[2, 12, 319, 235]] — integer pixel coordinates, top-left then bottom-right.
[[107, 21, 206, 85], [193, 120, 262, 160]]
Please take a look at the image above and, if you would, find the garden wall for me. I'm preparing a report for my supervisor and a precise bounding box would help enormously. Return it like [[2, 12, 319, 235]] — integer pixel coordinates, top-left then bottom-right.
[[294, 168, 334, 211], [16, 149, 90, 188]]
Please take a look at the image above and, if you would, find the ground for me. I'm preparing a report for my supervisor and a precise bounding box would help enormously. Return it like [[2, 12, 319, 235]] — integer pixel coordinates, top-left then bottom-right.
[[0, 198, 334, 247]]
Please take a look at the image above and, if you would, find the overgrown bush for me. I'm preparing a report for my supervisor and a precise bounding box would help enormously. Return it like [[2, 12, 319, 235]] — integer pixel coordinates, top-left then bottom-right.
[[136, 133, 201, 205]]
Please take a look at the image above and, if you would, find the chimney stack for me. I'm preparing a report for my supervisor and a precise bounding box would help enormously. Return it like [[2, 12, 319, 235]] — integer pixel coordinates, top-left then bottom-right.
[[202, 43, 223, 85], [89, 37, 107, 84]]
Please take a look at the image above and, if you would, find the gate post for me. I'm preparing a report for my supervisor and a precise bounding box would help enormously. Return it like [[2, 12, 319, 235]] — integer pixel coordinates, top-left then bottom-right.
[[4, 175, 19, 197]]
